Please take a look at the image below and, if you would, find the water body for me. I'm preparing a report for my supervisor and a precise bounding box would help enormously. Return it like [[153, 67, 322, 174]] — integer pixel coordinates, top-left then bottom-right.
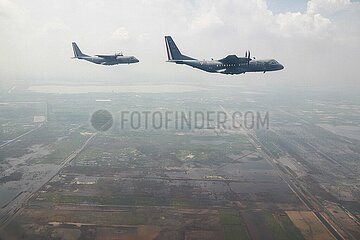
[[0, 143, 57, 212], [28, 84, 207, 94], [0, 186, 19, 208]]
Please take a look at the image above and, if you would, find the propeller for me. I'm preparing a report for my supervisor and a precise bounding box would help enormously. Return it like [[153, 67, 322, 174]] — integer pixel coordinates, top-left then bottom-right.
[[115, 52, 123, 57], [245, 50, 251, 66]]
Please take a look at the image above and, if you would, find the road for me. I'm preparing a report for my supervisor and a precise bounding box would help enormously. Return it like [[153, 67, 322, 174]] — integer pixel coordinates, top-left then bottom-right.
[[0, 124, 43, 149], [220, 105, 345, 240]]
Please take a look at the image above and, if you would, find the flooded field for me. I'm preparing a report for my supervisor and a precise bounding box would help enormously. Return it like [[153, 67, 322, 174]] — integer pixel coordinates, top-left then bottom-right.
[[1, 86, 359, 239]]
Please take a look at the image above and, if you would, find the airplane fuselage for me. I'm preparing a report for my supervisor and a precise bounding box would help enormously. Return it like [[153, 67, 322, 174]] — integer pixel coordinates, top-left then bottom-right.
[[173, 59, 283, 75], [77, 55, 139, 65]]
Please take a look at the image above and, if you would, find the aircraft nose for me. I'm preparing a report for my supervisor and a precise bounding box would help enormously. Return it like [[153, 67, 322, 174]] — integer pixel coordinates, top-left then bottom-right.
[[134, 58, 139, 63], [278, 64, 284, 70]]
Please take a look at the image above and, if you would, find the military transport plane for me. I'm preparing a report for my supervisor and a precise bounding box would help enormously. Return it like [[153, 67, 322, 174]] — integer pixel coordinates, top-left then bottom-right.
[[72, 42, 139, 65], [165, 36, 283, 75]]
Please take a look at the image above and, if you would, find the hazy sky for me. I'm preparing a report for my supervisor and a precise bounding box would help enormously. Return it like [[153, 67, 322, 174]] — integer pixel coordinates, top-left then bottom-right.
[[0, 0, 359, 88]]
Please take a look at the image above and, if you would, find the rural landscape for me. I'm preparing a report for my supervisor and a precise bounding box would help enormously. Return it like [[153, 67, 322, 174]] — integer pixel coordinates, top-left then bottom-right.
[[0, 82, 359, 239]]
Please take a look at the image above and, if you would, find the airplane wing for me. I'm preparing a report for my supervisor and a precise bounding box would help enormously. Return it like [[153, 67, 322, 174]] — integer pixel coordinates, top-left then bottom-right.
[[219, 55, 249, 64], [166, 59, 197, 64], [95, 55, 116, 59]]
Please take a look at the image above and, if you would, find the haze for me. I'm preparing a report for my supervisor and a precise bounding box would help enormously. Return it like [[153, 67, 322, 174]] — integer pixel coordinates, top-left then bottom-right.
[[0, 0, 359, 89]]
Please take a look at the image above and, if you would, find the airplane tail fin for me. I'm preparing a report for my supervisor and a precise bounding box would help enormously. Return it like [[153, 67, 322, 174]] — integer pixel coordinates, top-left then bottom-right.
[[165, 36, 195, 61], [72, 42, 89, 58]]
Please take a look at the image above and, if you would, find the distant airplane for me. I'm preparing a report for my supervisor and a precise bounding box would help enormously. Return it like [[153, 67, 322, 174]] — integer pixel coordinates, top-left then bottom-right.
[[71, 42, 139, 65], [165, 36, 284, 75]]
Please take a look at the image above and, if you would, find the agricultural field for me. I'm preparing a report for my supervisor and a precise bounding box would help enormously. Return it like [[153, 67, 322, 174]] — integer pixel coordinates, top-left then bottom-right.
[[286, 211, 334, 240]]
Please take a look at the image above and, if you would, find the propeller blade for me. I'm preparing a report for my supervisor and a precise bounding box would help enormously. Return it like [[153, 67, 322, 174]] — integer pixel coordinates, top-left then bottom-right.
[[247, 50, 250, 66]]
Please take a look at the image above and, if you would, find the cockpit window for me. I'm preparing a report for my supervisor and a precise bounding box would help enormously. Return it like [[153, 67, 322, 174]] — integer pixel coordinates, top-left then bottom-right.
[[270, 60, 278, 65]]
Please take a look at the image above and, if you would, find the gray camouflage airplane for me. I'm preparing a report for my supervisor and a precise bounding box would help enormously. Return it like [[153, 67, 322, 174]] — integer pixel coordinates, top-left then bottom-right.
[[72, 42, 139, 65], [165, 36, 284, 75]]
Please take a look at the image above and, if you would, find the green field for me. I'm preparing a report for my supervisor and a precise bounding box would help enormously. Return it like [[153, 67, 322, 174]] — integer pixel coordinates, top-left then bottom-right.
[[220, 209, 250, 240]]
